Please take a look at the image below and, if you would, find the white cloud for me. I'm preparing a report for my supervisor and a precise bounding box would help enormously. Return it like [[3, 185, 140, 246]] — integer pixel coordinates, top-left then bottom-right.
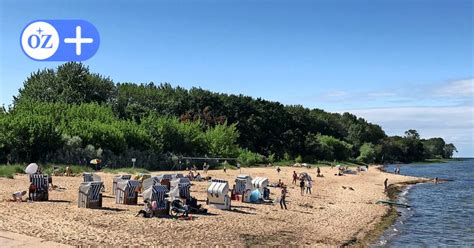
[[434, 78, 474, 97], [342, 105, 474, 157], [325, 90, 349, 98]]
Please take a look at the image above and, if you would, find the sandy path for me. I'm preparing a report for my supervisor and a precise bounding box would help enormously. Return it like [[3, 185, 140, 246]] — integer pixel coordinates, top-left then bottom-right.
[[0, 166, 421, 246]]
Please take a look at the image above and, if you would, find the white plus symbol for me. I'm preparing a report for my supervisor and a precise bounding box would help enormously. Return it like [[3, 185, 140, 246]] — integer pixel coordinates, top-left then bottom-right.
[[64, 26, 93, 56]]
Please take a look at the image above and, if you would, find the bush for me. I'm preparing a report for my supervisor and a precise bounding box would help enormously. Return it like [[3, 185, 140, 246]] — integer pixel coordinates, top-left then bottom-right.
[[0, 165, 24, 178], [237, 148, 265, 166], [295, 155, 303, 163], [102, 167, 149, 174], [357, 143, 376, 163]]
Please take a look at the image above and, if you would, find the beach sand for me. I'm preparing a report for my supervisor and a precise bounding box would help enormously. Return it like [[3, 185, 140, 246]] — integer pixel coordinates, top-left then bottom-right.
[[0, 166, 422, 246]]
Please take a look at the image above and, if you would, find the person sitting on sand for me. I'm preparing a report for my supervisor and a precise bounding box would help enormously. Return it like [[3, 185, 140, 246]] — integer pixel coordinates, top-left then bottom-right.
[[277, 179, 283, 187], [28, 183, 37, 200], [12, 191, 27, 203], [136, 200, 153, 218], [292, 171, 298, 185], [188, 171, 195, 180], [195, 172, 202, 181], [384, 178, 388, 192]]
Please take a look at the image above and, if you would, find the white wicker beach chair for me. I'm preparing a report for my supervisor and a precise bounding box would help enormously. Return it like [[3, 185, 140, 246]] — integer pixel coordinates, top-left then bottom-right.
[[207, 179, 231, 210]]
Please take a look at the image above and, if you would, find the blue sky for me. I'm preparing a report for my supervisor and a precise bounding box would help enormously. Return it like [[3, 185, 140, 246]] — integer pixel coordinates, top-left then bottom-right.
[[0, 0, 473, 156]]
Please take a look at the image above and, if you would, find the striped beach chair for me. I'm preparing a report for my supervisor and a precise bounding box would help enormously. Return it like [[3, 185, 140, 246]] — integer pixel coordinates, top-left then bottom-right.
[[112, 175, 132, 195], [143, 184, 169, 215], [78, 181, 103, 208], [29, 174, 49, 201], [170, 178, 191, 200], [142, 176, 160, 192], [178, 183, 191, 199], [115, 180, 140, 205]]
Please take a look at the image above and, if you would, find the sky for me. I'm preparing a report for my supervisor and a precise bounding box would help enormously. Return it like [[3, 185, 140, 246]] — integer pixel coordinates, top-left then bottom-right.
[[0, 0, 473, 156]]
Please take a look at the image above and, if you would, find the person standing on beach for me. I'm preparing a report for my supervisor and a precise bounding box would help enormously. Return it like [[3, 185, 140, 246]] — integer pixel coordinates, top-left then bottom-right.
[[299, 178, 305, 195], [277, 166, 281, 174], [306, 179, 312, 194], [317, 167, 321, 177], [384, 178, 388, 192], [280, 186, 288, 209], [292, 171, 298, 184]]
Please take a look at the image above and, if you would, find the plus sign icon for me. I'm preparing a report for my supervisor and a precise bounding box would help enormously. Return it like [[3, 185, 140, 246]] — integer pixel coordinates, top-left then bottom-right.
[[20, 20, 100, 61]]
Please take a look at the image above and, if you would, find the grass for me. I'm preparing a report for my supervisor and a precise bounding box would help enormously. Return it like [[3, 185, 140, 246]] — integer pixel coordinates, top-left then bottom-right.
[[0, 164, 150, 178], [101, 167, 150, 174], [0, 165, 25, 178], [42, 164, 92, 175]]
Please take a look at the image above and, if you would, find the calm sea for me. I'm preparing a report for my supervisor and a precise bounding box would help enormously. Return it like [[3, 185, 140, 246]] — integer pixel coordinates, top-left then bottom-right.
[[373, 159, 474, 247]]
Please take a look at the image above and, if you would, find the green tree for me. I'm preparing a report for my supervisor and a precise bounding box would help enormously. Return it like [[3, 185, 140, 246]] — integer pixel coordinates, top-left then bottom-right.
[[357, 143, 376, 163]]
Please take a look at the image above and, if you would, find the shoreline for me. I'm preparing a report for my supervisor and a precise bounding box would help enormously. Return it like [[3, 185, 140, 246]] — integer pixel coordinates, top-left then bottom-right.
[[349, 167, 431, 247]]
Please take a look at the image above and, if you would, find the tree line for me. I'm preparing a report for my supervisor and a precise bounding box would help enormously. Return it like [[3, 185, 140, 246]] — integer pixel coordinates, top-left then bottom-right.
[[0, 62, 457, 169]]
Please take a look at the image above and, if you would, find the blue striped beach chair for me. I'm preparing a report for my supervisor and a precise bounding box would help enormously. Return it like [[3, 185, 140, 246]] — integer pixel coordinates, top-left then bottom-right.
[[112, 175, 131, 195], [29, 174, 49, 201], [78, 181, 103, 208], [115, 180, 140, 205], [143, 184, 169, 215]]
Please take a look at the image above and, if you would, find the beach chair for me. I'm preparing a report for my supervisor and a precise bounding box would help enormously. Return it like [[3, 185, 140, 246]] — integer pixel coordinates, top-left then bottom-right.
[[251, 177, 270, 200], [115, 180, 140, 205], [78, 181, 103, 208], [142, 176, 161, 192], [143, 184, 169, 215], [112, 175, 132, 195], [29, 174, 49, 201], [235, 174, 253, 202], [161, 174, 173, 189], [207, 179, 231, 210], [83, 172, 102, 182], [170, 177, 191, 200]]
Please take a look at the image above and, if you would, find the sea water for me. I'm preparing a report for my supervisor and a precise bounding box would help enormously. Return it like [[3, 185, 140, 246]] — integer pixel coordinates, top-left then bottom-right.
[[373, 159, 474, 247]]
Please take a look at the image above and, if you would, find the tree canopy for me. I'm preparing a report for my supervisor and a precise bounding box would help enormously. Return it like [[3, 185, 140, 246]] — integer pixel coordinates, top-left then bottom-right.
[[0, 62, 457, 168]]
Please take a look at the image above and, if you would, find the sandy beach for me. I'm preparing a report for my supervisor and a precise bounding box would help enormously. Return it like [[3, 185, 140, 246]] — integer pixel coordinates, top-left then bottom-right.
[[0, 166, 423, 247]]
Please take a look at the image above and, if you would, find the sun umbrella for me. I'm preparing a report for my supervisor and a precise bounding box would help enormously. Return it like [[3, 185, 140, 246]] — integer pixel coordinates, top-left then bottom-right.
[[90, 159, 101, 165], [25, 163, 38, 174]]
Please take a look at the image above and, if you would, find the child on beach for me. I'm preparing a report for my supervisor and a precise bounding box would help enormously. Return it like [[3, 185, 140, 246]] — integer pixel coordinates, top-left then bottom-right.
[[317, 167, 321, 177], [292, 171, 298, 185], [276, 167, 281, 174], [11, 191, 27, 202], [306, 179, 312, 194]]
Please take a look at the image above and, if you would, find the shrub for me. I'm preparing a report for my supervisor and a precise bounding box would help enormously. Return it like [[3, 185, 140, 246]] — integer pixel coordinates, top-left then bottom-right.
[[237, 148, 265, 166]]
